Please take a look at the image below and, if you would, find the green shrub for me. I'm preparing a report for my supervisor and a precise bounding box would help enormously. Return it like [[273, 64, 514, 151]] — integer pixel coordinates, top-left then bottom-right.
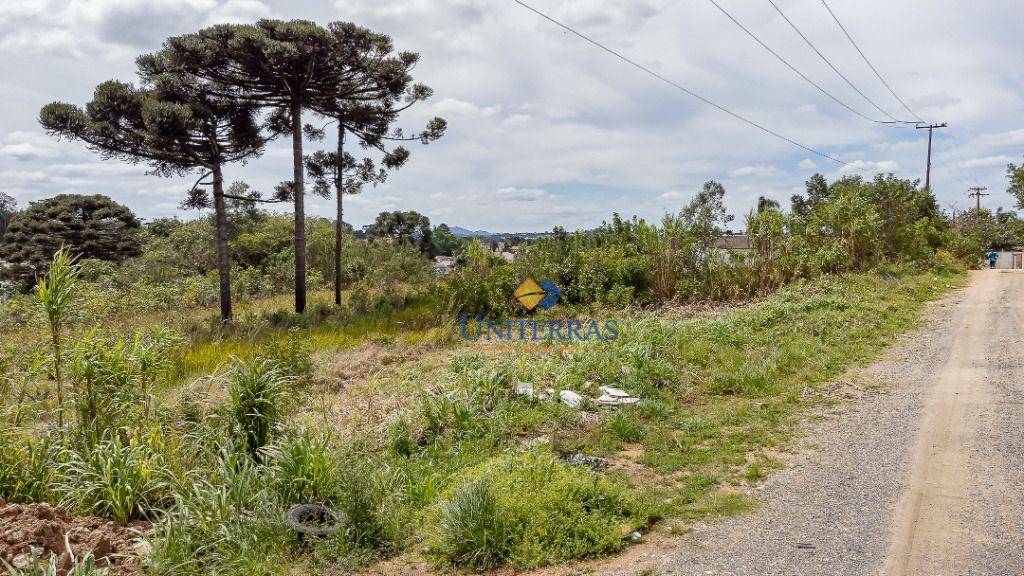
[[604, 411, 646, 443], [0, 431, 61, 504], [428, 452, 654, 569], [253, 331, 313, 383], [430, 477, 511, 570], [387, 416, 417, 457], [334, 459, 403, 551], [149, 453, 288, 576]]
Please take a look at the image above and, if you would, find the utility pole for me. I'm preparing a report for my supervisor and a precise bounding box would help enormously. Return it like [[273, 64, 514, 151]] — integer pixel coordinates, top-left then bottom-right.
[[915, 123, 947, 190], [968, 186, 989, 214]]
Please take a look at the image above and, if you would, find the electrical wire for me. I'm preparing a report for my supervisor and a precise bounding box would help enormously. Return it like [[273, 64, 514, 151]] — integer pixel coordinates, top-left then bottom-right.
[[819, 0, 926, 123], [705, 0, 900, 126], [939, 130, 982, 187], [511, 0, 849, 166], [765, 0, 916, 125]]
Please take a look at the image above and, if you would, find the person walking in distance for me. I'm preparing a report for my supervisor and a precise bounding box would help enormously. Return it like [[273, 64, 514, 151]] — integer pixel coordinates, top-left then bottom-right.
[[987, 249, 998, 269]]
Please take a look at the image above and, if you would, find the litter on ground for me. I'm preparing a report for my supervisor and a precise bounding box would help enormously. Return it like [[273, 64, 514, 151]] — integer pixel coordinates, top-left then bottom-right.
[[564, 452, 609, 469], [559, 390, 583, 408], [595, 385, 640, 406]]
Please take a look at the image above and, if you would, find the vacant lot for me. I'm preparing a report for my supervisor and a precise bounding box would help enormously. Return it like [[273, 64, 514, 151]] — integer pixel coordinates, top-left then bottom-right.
[[0, 268, 964, 574]]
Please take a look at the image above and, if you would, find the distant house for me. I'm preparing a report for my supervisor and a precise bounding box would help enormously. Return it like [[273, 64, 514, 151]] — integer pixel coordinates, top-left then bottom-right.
[[715, 235, 750, 251], [714, 234, 751, 263], [433, 255, 456, 274]]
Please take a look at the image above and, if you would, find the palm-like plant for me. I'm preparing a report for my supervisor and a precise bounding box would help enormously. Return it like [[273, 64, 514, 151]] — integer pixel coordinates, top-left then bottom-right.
[[36, 246, 80, 431]]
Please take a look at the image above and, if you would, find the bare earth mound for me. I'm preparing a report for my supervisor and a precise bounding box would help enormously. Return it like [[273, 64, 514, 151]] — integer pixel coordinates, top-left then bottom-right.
[[0, 500, 147, 575]]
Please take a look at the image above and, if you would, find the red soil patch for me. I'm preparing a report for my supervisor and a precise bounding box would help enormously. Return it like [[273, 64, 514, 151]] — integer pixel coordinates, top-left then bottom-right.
[[0, 500, 148, 575]]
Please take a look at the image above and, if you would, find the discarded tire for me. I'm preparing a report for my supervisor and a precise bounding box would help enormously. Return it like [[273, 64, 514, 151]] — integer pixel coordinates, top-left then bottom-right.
[[283, 504, 343, 537]]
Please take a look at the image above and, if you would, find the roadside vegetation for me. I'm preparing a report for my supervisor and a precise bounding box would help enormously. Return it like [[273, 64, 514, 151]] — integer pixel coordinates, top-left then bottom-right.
[[0, 14, 1012, 576], [0, 164, 976, 574]]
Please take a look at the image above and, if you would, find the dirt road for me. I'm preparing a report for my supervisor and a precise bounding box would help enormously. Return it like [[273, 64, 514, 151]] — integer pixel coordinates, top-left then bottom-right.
[[619, 270, 1024, 575]]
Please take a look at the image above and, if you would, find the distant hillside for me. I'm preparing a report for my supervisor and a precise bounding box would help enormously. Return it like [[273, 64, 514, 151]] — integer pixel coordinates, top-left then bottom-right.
[[449, 226, 498, 238], [448, 226, 550, 239]]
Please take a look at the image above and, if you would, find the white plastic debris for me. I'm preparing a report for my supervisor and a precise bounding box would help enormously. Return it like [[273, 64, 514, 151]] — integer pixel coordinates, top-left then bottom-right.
[[565, 452, 609, 469], [559, 390, 584, 408], [595, 395, 640, 406], [515, 381, 535, 398], [594, 385, 640, 406], [599, 385, 631, 398], [629, 531, 643, 543]]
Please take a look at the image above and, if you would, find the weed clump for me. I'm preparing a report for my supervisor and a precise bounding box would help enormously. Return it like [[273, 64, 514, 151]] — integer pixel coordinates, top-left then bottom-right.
[[59, 434, 173, 523], [428, 452, 656, 569], [226, 357, 292, 460]]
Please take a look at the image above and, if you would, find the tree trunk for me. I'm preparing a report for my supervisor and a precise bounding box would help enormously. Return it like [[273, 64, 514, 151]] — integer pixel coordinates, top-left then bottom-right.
[[212, 165, 233, 322], [292, 101, 307, 314], [334, 123, 344, 306]]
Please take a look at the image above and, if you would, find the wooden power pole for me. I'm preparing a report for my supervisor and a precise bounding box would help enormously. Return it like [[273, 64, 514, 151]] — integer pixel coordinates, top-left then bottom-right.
[[968, 186, 989, 214], [915, 123, 947, 190]]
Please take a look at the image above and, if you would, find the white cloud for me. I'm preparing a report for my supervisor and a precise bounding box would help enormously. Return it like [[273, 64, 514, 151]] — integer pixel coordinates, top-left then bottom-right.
[[729, 165, 780, 178], [974, 129, 1024, 149], [0, 131, 63, 159], [838, 160, 900, 174], [428, 98, 501, 118], [961, 155, 1014, 169], [493, 187, 549, 202], [205, 0, 271, 24], [0, 0, 1021, 229]]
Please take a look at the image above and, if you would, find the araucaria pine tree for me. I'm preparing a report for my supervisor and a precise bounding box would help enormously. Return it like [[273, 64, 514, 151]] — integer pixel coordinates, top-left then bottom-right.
[[40, 64, 265, 321], [306, 22, 446, 304], [159, 19, 445, 312]]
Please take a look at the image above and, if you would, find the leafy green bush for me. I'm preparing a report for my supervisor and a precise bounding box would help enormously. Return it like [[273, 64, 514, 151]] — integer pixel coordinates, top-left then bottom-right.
[[252, 331, 313, 383], [149, 447, 288, 576], [0, 430, 61, 504], [430, 477, 511, 569], [334, 458, 403, 552]]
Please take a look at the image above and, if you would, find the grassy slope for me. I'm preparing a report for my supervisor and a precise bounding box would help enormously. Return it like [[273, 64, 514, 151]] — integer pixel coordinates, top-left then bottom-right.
[[0, 269, 965, 573], [279, 268, 963, 571]]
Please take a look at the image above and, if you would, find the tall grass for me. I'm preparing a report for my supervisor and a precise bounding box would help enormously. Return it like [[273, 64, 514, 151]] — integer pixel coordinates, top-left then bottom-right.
[[36, 246, 81, 431], [59, 434, 173, 523], [266, 430, 337, 506], [431, 478, 511, 569], [226, 357, 292, 461]]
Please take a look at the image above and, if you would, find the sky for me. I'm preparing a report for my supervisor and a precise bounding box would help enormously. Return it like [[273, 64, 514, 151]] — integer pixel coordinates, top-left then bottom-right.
[[0, 0, 1022, 232]]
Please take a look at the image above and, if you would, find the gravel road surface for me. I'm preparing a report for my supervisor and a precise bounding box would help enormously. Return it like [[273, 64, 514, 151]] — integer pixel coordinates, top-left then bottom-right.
[[645, 270, 1024, 576]]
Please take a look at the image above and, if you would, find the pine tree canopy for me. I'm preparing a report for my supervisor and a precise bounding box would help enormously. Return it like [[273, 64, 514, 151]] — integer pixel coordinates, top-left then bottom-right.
[[0, 194, 142, 288]]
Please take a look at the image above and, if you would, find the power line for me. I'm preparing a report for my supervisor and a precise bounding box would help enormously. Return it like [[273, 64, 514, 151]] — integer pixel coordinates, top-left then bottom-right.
[[941, 130, 983, 186], [705, 0, 893, 126], [765, 0, 916, 125], [819, 0, 925, 123], [934, 132, 978, 189], [511, 0, 848, 166]]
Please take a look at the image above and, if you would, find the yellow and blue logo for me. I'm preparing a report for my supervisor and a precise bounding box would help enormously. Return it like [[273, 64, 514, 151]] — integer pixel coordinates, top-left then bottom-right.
[[513, 277, 561, 311]]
